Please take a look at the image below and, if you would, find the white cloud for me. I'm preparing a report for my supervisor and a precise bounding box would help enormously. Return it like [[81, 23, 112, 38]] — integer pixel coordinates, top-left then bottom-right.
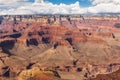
[[89, 0, 120, 13], [91, 0, 120, 5], [0, 0, 29, 5], [0, 0, 119, 15]]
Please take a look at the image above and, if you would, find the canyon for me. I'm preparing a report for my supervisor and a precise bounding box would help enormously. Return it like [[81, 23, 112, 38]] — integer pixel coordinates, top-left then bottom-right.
[[0, 14, 120, 80]]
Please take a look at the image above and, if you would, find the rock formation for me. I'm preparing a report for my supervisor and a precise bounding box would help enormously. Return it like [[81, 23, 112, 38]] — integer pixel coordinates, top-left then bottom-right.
[[0, 14, 120, 80]]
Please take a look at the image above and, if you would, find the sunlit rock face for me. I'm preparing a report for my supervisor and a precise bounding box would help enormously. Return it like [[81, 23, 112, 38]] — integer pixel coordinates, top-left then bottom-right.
[[0, 14, 120, 80]]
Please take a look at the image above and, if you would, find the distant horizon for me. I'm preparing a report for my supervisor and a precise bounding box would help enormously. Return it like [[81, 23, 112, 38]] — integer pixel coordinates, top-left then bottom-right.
[[0, 13, 120, 16]]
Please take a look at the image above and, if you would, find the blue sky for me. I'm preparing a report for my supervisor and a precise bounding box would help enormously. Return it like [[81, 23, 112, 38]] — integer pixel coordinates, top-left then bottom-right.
[[49, 0, 91, 7], [29, 0, 91, 7]]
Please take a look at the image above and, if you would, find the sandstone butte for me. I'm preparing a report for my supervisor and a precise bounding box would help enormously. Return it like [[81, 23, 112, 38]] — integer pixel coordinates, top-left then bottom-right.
[[0, 14, 120, 80]]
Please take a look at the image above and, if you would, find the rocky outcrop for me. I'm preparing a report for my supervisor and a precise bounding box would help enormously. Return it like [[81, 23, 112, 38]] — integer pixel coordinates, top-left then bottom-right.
[[86, 67, 120, 80], [17, 67, 61, 80]]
